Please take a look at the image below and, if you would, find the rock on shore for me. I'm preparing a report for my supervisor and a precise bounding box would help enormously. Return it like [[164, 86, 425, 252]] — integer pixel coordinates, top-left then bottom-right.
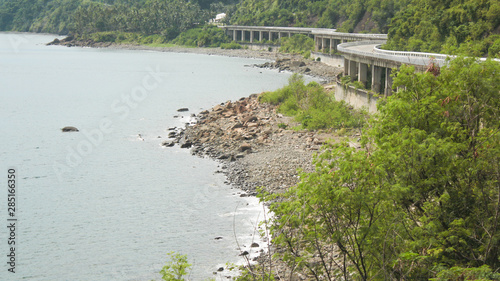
[[167, 93, 336, 195]]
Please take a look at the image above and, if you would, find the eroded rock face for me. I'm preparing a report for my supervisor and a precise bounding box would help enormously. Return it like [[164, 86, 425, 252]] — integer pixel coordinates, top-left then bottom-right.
[[61, 126, 79, 132]]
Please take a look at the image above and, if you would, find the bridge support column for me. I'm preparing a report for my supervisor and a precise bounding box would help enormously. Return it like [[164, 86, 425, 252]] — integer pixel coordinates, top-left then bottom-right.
[[315, 36, 319, 51], [349, 60, 357, 81], [329, 38, 333, 53], [371, 65, 382, 93], [259, 31, 262, 42], [233, 30, 237, 41], [242, 30, 246, 41], [269, 31, 273, 41], [250, 31, 254, 43], [344, 58, 349, 75], [322, 37, 327, 52], [385, 68, 393, 96], [358, 63, 368, 86]]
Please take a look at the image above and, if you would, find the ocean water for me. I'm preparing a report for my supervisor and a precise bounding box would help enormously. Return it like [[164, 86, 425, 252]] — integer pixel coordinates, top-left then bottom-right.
[[0, 33, 293, 280]]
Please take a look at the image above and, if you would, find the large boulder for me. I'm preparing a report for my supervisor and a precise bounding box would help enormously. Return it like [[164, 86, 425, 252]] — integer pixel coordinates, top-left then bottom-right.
[[61, 126, 79, 132]]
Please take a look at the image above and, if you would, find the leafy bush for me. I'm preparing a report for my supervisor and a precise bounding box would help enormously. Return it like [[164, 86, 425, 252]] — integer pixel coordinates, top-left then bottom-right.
[[259, 74, 366, 130], [279, 34, 314, 55], [172, 25, 230, 47], [264, 57, 500, 280], [220, 41, 242, 49], [159, 252, 192, 281]]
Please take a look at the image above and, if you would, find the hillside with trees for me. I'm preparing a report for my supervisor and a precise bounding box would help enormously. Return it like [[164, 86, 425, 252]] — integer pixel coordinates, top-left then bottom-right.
[[229, 0, 411, 33], [0, 0, 498, 56], [385, 0, 500, 57]]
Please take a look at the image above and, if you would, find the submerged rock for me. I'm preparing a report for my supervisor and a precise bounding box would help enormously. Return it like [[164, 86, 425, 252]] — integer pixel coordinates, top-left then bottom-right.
[[61, 126, 79, 132]]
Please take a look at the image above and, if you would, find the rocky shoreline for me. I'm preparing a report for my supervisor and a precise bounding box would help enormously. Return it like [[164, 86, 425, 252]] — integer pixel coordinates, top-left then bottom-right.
[[164, 94, 338, 196]]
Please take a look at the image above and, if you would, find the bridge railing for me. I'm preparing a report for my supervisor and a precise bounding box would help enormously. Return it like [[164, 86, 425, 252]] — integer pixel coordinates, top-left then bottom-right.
[[311, 30, 387, 40], [373, 45, 450, 60], [338, 40, 449, 66]]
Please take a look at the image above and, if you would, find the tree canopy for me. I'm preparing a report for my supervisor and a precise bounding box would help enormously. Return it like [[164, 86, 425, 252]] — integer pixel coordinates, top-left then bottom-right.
[[264, 57, 500, 279], [385, 0, 500, 57], [0, 0, 498, 56]]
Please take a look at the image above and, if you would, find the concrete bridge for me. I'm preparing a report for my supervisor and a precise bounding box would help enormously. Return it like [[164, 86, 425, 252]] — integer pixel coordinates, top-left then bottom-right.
[[219, 25, 441, 95], [338, 40, 451, 95], [219, 25, 498, 106], [220, 25, 387, 52]]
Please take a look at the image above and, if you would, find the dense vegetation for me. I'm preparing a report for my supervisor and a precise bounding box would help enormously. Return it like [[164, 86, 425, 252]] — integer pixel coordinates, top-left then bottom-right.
[[259, 74, 367, 130], [1, 0, 499, 56], [385, 0, 500, 57], [0, 0, 230, 36], [229, 0, 412, 33], [279, 34, 314, 57], [256, 57, 500, 280]]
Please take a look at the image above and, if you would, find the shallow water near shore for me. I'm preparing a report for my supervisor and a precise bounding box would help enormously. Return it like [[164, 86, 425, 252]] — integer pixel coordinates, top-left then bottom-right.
[[0, 33, 293, 280]]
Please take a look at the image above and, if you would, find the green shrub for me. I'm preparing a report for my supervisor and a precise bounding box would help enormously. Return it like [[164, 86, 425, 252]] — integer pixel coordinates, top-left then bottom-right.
[[172, 25, 230, 47], [279, 34, 314, 55], [220, 41, 242, 49], [159, 252, 192, 281], [260, 74, 367, 130]]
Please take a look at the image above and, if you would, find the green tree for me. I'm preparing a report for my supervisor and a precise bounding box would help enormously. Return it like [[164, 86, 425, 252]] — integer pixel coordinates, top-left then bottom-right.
[[265, 57, 500, 279], [159, 252, 192, 281]]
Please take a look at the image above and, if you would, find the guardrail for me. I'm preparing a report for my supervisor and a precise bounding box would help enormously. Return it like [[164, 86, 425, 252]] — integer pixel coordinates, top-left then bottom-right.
[[337, 40, 447, 66], [373, 45, 450, 60], [221, 25, 387, 40], [311, 30, 387, 40]]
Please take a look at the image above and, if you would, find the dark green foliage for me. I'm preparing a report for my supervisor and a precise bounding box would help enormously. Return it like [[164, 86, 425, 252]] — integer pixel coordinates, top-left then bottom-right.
[[0, 0, 219, 36], [385, 0, 500, 57], [263, 57, 500, 279], [259, 74, 366, 130], [0, 0, 83, 34], [230, 0, 411, 33], [220, 41, 242, 49], [71, 0, 207, 38], [172, 25, 230, 47], [279, 34, 314, 55]]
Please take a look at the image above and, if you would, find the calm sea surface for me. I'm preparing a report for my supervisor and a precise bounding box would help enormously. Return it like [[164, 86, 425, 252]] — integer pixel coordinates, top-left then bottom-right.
[[0, 33, 294, 280]]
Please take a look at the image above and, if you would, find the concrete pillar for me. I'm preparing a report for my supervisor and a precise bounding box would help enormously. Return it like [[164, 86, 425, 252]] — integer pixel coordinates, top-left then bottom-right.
[[233, 30, 236, 41], [344, 58, 349, 75], [242, 30, 246, 42], [330, 38, 333, 53], [315, 36, 319, 52], [371, 65, 382, 93], [385, 68, 393, 96], [322, 37, 327, 52], [278, 32, 282, 39], [250, 31, 254, 43], [349, 60, 357, 81], [333, 39, 338, 52], [288, 32, 291, 37], [269, 31, 273, 41], [358, 62, 368, 85], [259, 31, 262, 42]]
